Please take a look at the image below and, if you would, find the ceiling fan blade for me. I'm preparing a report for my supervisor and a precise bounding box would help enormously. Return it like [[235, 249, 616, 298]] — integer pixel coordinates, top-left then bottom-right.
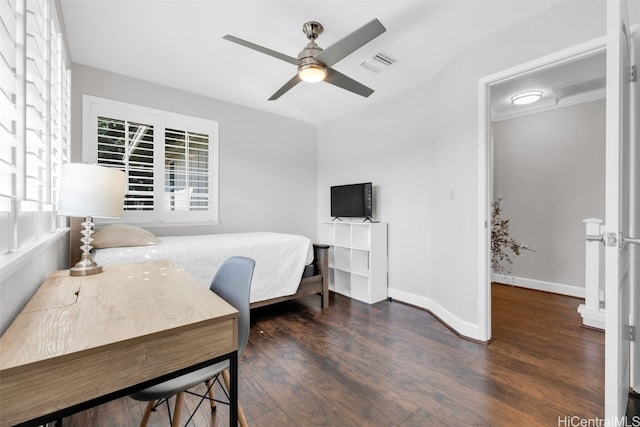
[[314, 19, 386, 67], [325, 68, 374, 98], [269, 75, 302, 101], [223, 34, 298, 65]]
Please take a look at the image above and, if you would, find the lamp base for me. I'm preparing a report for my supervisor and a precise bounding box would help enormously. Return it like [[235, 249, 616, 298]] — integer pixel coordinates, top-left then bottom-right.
[[69, 261, 103, 276], [69, 216, 103, 276]]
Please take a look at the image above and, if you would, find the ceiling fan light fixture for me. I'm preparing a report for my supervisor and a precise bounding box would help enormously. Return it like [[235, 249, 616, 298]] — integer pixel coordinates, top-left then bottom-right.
[[511, 90, 543, 105], [224, 18, 386, 99], [298, 63, 327, 83]]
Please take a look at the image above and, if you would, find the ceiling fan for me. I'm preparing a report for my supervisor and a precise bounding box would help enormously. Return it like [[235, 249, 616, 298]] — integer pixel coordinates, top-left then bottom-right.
[[223, 19, 386, 101]]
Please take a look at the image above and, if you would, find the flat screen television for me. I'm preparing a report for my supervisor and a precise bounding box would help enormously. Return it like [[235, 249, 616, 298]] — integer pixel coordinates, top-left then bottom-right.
[[330, 182, 372, 220]]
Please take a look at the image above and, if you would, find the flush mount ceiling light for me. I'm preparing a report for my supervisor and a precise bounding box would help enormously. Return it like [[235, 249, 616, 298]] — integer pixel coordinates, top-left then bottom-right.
[[511, 90, 543, 105]]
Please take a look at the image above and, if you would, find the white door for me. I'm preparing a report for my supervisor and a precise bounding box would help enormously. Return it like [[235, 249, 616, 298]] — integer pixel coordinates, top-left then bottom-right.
[[604, 0, 635, 420], [632, 21, 640, 394]]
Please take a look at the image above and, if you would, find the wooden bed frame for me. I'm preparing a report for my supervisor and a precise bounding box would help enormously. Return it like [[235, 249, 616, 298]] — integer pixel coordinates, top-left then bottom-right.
[[69, 219, 330, 309]]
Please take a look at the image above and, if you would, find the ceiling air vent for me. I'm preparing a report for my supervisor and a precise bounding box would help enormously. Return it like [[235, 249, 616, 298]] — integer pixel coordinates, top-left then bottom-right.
[[361, 52, 396, 73]]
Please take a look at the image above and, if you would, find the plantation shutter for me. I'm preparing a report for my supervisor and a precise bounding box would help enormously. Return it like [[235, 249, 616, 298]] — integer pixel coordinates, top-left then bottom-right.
[[164, 128, 210, 211], [96, 117, 155, 211], [0, 0, 16, 254], [24, 0, 46, 202], [49, 19, 69, 209], [0, 0, 70, 260]]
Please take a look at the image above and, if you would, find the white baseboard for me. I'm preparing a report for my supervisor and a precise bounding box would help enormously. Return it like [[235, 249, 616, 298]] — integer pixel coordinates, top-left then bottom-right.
[[387, 288, 483, 341], [492, 274, 585, 298], [389, 277, 584, 341], [577, 304, 605, 330]]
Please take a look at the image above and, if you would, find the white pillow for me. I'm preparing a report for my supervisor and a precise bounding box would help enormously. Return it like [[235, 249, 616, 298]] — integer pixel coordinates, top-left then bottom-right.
[[92, 224, 160, 249]]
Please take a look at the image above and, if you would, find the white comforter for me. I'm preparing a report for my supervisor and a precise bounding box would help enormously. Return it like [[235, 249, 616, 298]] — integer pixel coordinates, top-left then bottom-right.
[[94, 232, 314, 303]]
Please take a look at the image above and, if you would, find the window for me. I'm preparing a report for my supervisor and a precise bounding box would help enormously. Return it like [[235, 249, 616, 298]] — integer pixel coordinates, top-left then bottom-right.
[[0, 0, 70, 261], [83, 95, 219, 224]]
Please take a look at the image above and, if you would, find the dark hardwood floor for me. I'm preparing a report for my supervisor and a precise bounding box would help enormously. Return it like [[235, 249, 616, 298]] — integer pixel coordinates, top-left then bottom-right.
[[62, 283, 604, 426]]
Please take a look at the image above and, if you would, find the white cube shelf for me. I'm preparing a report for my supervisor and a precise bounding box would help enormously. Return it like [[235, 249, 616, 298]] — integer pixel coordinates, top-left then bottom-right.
[[319, 221, 387, 304]]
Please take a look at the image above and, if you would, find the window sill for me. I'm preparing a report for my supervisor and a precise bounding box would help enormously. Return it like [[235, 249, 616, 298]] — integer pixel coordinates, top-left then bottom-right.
[[0, 228, 69, 279]]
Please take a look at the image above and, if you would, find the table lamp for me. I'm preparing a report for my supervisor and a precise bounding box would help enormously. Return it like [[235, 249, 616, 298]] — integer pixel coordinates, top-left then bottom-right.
[[58, 163, 126, 276]]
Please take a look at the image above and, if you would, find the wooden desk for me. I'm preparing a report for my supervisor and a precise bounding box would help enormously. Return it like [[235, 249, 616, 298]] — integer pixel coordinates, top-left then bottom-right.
[[0, 260, 239, 427]]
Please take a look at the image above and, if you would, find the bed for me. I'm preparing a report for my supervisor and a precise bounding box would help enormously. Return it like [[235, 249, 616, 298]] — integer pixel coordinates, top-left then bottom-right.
[[69, 220, 329, 309]]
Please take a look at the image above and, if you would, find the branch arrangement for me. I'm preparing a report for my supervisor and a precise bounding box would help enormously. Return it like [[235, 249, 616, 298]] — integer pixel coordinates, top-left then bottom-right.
[[491, 197, 532, 275]]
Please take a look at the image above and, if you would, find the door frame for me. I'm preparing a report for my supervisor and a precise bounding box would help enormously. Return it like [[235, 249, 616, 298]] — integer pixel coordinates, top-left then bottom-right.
[[476, 36, 606, 341]]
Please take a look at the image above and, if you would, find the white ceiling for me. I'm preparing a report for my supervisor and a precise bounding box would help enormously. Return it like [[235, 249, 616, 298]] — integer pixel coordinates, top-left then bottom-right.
[[60, 0, 568, 124]]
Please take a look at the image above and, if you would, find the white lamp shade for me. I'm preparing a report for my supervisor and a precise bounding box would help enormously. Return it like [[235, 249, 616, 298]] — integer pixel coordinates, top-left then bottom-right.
[[58, 163, 126, 218]]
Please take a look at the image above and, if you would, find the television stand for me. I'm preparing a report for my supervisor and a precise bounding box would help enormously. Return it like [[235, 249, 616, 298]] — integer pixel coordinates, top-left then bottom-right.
[[319, 221, 388, 304]]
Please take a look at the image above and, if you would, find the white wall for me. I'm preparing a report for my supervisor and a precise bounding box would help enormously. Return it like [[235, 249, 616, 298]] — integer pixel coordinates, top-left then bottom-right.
[[317, 0, 609, 339], [71, 64, 318, 238], [0, 234, 69, 333], [493, 99, 605, 292]]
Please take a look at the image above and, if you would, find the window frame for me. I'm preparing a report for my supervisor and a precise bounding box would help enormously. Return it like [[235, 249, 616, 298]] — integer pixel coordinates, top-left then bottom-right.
[[82, 95, 219, 226]]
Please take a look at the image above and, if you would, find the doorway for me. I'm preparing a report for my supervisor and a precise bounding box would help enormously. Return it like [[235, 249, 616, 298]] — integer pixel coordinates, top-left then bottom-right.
[[477, 37, 607, 341]]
